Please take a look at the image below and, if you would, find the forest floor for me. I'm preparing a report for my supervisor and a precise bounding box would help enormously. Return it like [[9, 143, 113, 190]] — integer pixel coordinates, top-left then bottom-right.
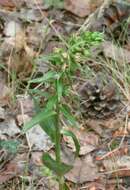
[[1, 0, 130, 189]]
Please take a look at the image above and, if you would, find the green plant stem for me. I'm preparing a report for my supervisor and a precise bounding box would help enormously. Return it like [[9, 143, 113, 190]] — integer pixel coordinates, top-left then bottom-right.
[[55, 101, 61, 164], [59, 176, 65, 190], [55, 97, 64, 190]]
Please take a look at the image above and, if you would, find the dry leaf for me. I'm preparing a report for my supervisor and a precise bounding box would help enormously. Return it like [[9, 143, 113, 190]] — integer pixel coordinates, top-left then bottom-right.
[[31, 152, 43, 166], [0, 0, 15, 8], [102, 41, 130, 64], [0, 82, 11, 107], [2, 28, 34, 80], [65, 154, 99, 183], [1, 31, 25, 53], [0, 162, 17, 184], [27, 124, 53, 151], [64, 128, 99, 155], [103, 118, 124, 130], [0, 118, 20, 137], [19, 9, 44, 22], [16, 114, 30, 126], [0, 107, 5, 121], [103, 155, 130, 177], [87, 182, 105, 190], [17, 95, 34, 116], [0, 153, 27, 184], [4, 21, 22, 37], [24, 0, 44, 9], [65, 0, 103, 17], [86, 119, 104, 136]]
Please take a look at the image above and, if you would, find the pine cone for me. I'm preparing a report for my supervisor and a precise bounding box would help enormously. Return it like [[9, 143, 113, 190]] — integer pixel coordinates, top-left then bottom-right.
[[79, 76, 120, 119]]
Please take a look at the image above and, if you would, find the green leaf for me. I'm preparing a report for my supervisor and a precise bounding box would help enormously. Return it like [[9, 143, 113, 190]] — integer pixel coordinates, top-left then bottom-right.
[[31, 98, 57, 142], [22, 109, 56, 133], [64, 183, 70, 190], [29, 89, 50, 99], [56, 79, 63, 102], [46, 95, 57, 111], [0, 140, 20, 154], [40, 115, 57, 143], [42, 153, 73, 176], [60, 105, 78, 127], [44, 0, 64, 8], [61, 130, 80, 157], [29, 71, 58, 83]]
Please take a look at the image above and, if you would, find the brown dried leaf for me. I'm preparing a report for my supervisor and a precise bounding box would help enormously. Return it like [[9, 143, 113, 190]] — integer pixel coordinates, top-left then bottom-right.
[[64, 128, 99, 155], [103, 155, 130, 177], [20, 9, 45, 22], [64, 0, 103, 18], [0, 118, 20, 137], [102, 41, 130, 64], [0, 153, 27, 184], [0, 107, 5, 121], [86, 117, 124, 136], [103, 118, 124, 130], [0, 163, 16, 184], [4, 21, 22, 37], [24, 0, 44, 9], [65, 154, 99, 184], [2, 28, 34, 80], [87, 182, 105, 190], [31, 152, 43, 166], [0, 82, 11, 107], [1, 31, 25, 54], [0, 0, 23, 8], [86, 119, 104, 136], [16, 114, 30, 126], [16, 95, 34, 116], [0, 0, 15, 8], [27, 124, 53, 151]]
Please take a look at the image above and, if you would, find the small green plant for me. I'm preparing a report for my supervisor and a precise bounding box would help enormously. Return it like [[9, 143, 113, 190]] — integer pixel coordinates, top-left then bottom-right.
[[44, 0, 64, 9], [0, 140, 20, 154], [23, 31, 103, 190]]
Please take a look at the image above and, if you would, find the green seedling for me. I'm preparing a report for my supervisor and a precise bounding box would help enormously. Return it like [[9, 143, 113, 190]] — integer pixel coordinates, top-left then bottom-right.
[[23, 31, 103, 190]]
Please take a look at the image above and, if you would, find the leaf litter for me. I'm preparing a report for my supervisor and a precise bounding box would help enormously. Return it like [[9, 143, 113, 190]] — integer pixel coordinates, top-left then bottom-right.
[[1, 0, 130, 189]]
